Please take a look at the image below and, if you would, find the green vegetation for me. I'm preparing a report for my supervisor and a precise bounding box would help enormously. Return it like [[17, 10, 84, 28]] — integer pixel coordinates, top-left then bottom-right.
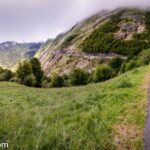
[[108, 57, 124, 73], [17, 60, 32, 83], [69, 68, 89, 86], [0, 65, 149, 149], [50, 75, 65, 88], [0, 67, 14, 81], [93, 64, 115, 82], [121, 49, 150, 72], [62, 33, 79, 48], [30, 58, 44, 87], [80, 10, 150, 56], [16, 58, 44, 87]]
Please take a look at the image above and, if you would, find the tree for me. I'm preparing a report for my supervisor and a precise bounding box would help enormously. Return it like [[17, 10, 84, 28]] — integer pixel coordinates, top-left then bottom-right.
[[30, 58, 44, 87], [0, 70, 14, 81], [93, 64, 115, 82], [16, 60, 32, 83], [51, 75, 64, 88], [108, 57, 124, 73], [69, 68, 89, 86], [23, 74, 36, 87]]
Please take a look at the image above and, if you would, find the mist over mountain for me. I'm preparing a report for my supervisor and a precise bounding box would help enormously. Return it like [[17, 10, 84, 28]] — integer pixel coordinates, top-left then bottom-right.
[[0, 0, 150, 42], [35, 7, 150, 76]]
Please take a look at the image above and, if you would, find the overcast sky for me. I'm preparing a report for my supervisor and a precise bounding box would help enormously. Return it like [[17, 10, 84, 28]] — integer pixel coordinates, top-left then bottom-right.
[[0, 0, 150, 42]]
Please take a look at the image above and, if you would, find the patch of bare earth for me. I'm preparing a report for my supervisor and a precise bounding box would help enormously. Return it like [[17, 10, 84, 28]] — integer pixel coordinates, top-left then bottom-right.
[[113, 72, 150, 150]]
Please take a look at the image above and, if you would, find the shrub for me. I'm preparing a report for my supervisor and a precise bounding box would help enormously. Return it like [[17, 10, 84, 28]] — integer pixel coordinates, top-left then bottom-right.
[[108, 57, 124, 73], [42, 76, 51, 88], [10, 76, 20, 83], [42, 80, 51, 88], [51, 75, 64, 88], [125, 60, 139, 71], [0, 70, 14, 81], [93, 64, 115, 82], [138, 49, 150, 65], [119, 62, 126, 74], [69, 68, 89, 86], [23, 74, 36, 87]]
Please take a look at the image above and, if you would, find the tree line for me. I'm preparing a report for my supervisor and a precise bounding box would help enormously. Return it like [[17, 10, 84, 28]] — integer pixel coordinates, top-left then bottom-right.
[[1, 48, 150, 88]]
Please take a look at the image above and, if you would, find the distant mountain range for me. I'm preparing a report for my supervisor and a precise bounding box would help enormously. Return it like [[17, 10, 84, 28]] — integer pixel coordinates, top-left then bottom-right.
[[0, 41, 43, 70]]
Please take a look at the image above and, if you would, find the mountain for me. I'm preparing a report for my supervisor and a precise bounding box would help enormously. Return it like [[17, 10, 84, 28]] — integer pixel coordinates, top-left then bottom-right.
[[0, 41, 43, 70], [36, 8, 150, 76]]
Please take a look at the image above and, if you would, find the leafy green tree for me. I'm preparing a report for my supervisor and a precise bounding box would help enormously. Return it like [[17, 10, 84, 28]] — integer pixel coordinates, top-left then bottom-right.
[[108, 57, 124, 73], [30, 58, 44, 87], [51, 75, 64, 88], [93, 64, 115, 82], [69, 68, 89, 86], [16, 60, 32, 83]]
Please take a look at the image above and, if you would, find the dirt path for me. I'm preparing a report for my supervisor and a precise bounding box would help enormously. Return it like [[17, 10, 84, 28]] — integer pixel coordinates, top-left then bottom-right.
[[144, 88, 150, 150], [144, 73, 150, 150]]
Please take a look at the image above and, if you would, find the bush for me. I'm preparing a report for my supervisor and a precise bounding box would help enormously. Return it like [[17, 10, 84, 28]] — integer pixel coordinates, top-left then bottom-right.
[[10, 77, 21, 83], [51, 75, 64, 88], [93, 64, 115, 82], [42, 76, 51, 88], [23, 74, 36, 87], [138, 49, 150, 65], [108, 57, 124, 73], [69, 68, 89, 86], [125, 60, 139, 71], [0, 70, 14, 81], [42, 80, 51, 88]]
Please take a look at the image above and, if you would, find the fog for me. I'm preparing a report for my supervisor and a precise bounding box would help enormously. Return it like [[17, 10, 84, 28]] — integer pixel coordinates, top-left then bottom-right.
[[0, 0, 150, 42]]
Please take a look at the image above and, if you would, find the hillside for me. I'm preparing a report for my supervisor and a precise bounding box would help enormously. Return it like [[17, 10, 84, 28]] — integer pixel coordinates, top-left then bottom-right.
[[0, 41, 43, 70], [0, 65, 150, 149], [36, 8, 150, 76]]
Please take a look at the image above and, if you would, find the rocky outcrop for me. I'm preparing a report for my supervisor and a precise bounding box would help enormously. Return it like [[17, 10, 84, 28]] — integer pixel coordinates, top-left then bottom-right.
[[114, 11, 145, 40], [39, 49, 126, 76]]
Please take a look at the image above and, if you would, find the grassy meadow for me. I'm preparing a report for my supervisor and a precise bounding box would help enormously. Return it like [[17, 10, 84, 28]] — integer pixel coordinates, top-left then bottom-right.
[[0, 66, 150, 150]]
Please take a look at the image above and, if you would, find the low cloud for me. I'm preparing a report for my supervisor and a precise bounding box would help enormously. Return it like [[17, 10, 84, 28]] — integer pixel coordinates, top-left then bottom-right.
[[0, 0, 149, 42]]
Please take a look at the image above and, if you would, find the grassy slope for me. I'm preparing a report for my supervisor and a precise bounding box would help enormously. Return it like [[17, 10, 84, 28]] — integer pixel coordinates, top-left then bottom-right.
[[0, 66, 150, 150]]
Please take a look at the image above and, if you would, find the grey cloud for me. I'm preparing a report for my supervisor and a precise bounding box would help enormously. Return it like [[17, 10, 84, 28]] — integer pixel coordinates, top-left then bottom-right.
[[0, 0, 149, 42]]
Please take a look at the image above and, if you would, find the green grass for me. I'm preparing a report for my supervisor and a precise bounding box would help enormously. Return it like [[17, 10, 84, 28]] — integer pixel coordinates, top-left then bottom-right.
[[0, 66, 150, 150]]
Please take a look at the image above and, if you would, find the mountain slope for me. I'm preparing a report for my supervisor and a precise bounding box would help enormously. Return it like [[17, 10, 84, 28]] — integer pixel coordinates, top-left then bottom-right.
[[36, 8, 150, 76], [0, 41, 43, 70]]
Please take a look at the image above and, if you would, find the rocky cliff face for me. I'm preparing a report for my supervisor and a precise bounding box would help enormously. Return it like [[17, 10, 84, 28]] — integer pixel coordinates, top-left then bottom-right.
[[36, 8, 148, 76]]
